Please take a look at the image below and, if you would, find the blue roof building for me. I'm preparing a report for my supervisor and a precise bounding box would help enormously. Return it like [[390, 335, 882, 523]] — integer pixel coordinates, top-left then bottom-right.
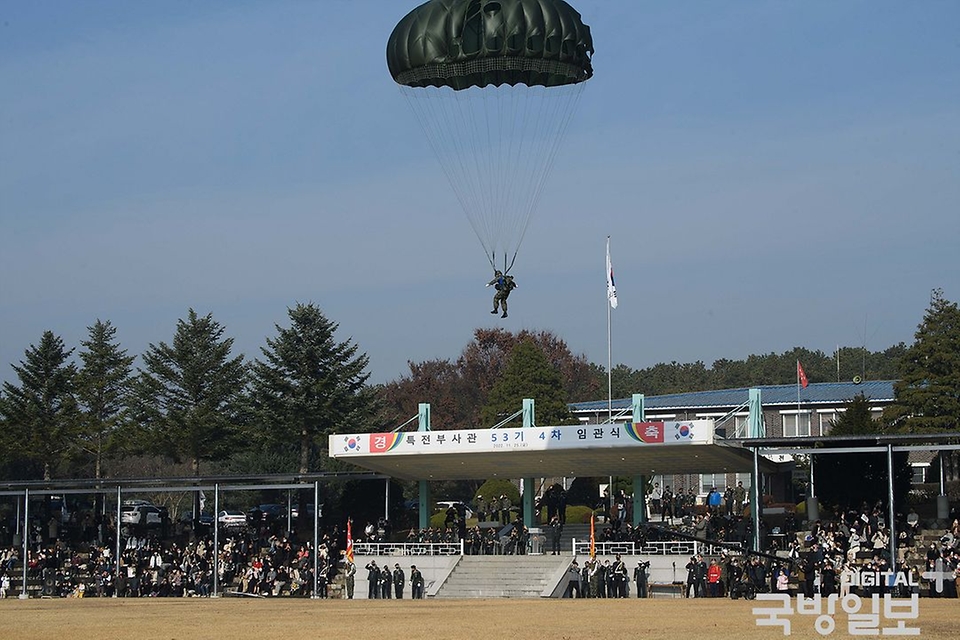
[[570, 380, 895, 440]]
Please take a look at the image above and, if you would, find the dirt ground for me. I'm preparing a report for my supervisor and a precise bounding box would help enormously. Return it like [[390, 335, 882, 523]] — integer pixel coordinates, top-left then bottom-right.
[[0, 598, 957, 640]]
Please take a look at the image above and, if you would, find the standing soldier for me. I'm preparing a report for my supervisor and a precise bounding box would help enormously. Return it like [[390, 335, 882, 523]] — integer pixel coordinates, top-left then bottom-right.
[[476, 495, 487, 523], [733, 481, 747, 516], [365, 560, 379, 599], [565, 560, 582, 598], [661, 486, 674, 521], [380, 566, 392, 599], [612, 554, 628, 598], [634, 561, 649, 598], [587, 558, 601, 598], [410, 565, 424, 599], [343, 559, 356, 599], [392, 563, 405, 599], [549, 515, 563, 555], [500, 494, 512, 525]]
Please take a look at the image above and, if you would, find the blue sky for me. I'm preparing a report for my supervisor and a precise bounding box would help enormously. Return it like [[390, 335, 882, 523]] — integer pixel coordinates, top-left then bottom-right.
[[2, 1, 958, 387]]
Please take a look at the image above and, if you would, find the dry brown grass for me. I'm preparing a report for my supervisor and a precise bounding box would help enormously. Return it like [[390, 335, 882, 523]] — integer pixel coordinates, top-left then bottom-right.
[[0, 597, 957, 640]]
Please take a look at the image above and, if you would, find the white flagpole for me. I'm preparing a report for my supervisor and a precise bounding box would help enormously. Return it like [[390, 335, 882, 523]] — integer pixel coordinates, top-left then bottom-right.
[[607, 279, 612, 424], [606, 236, 616, 423]]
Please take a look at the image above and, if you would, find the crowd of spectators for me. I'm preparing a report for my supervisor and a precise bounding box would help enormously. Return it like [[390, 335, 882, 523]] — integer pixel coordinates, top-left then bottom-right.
[[0, 510, 343, 599], [2, 496, 958, 600]]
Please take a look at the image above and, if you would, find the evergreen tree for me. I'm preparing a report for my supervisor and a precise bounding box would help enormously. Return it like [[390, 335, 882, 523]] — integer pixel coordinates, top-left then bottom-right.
[[134, 309, 247, 477], [76, 319, 135, 478], [0, 331, 79, 479], [481, 339, 572, 426], [885, 289, 960, 433], [249, 303, 372, 474]]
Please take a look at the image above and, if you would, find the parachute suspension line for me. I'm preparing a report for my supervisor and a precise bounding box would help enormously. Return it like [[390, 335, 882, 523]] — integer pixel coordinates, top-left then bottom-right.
[[400, 78, 587, 272], [401, 86, 494, 262], [513, 82, 586, 256]]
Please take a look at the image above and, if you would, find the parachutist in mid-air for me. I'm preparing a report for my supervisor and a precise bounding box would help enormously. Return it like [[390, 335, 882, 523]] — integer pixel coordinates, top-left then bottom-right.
[[389, 0, 593, 296], [486, 271, 517, 318]]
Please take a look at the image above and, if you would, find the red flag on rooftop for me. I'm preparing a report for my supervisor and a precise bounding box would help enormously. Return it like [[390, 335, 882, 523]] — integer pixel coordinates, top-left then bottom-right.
[[346, 518, 354, 563], [797, 360, 809, 389]]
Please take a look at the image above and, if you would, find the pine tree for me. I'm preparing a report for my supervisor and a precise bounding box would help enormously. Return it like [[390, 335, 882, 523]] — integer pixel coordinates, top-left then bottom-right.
[[885, 289, 960, 433], [76, 319, 135, 478], [249, 303, 372, 474], [134, 309, 247, 476], [0, 330, 79, 479], [481, 338, 572, 426]]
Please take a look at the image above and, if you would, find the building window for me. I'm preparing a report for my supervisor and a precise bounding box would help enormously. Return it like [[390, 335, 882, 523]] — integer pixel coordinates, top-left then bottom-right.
[[732, 415, 751, 438], [700, 473, 727, 493], [911, 465, 928, 484], [818, 411, 842, 436], [782, 412, 812, 438]]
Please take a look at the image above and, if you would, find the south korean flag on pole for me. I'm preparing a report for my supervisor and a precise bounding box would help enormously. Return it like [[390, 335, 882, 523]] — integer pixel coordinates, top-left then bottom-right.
[[606, 236, 618, 309]]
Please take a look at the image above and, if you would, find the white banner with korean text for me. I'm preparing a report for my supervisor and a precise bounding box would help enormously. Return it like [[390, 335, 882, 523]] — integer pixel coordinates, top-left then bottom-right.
[[331, 421, 714, 457]]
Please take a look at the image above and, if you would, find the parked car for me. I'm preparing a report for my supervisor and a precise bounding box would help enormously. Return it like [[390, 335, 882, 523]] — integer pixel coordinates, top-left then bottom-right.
[[179, 512, 214, 530], [218, 510, 247, 528], [122, 504, 166, 528]]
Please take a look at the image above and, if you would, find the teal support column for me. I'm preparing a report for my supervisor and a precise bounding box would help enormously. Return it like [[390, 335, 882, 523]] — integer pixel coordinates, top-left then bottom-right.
[[522, 398, 536, 528], [418, 403, 431, 432], [748, 389, 764, 546], [748, 388, 764, 438], [418, 403, 432, 530], [632, 394, 647, 525]]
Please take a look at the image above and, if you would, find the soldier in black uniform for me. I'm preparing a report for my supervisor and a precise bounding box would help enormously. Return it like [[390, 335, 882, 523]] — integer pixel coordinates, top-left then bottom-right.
[[365, 560, 379, 599], [549, 515, 563, 555], [410, 565, 424, 599], [634, 561, 649, 598], [392, 563, 405, 599], [611, 554, 628, 597], [380, 566, 392, 599]]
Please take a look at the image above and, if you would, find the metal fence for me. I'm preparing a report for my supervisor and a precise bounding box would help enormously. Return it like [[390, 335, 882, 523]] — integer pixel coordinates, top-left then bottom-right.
[[353, 541, 464, 557], [352, 538, 741, 558], [571, 539, 742, 557]]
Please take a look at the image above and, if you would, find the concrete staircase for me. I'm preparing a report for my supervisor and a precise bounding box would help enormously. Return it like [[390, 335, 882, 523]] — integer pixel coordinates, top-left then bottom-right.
[[559, 523, 591, 553], [435, 555, 568, 598]]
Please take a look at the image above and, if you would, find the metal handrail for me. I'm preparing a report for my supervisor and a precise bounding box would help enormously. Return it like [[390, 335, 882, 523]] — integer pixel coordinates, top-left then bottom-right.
[[571, 539, 743, 557]]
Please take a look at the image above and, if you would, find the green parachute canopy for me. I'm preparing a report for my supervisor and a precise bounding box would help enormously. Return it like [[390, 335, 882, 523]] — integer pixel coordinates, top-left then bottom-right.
[[387, 0, 594, 90], [387, 0, 595, 273]]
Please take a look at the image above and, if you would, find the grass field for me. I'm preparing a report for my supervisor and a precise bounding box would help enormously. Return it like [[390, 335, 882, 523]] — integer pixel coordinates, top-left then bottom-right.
[[0, 598, 957, 640]]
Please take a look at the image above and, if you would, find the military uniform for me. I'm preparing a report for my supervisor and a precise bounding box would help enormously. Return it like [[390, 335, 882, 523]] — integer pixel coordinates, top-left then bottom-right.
[[488, 273, 517, 317], [410, 565, 424, 599], [634, 562, 648, 598], [365, 561, 379, 599], [392, 564, 405, 599], [343, 561, 356, 599]]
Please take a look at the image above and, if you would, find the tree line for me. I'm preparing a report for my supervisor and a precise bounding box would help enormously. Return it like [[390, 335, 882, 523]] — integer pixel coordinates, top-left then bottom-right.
[[1, 291, 957, 487]]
